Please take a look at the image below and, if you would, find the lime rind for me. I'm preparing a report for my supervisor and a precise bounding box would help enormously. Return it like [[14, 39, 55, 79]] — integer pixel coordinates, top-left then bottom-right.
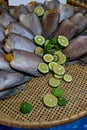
[[20, 102, 32, 114], [43, 94, 57, 107], [58, 97, 67, 106], [51, 88, 63, 97]]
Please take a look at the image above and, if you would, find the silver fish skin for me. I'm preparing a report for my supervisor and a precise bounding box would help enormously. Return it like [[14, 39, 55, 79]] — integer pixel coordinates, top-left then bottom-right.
[[27, 1, 42, 13], [70, 13, 83, 26], [0, 10, 15, 28], [0, 52, 14, 72], [77, 13, 87, 34], [5, 21, 34, 40], [0, 70, 32, 91], [54, 19, 79, 40], [9, 5, 29, 19], [0, 88, 19, 99], [58, 4, 74, 23], [8, 49, 43, 76], [43, 0, 60, 10], [41, 9, 60, 38], [63, 36, 87, 60], [73, 6, 87, 15], [4, 33, 36, 53], [0, 24, 5, 41], [19, 13, 43, 35]]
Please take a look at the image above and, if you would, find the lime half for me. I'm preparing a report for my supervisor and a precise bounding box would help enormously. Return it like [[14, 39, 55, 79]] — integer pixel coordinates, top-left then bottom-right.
[[53, 64, 65, 75], [58, 35, 69, 47], [34, 35, 45, 46], [43, 94, 57, 107], [38, 62, 49, 74], [43, 54, 54, 63], [63, 74, 72, 82], [49, 77, 60, 87], [34, 6, 44, 16], [34, 47, 44, 57], [49, 62, 58, 71]]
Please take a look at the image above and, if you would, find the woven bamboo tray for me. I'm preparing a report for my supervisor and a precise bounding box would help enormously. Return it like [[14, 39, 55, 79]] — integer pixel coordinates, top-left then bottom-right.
[[0, 64, 87, 128]]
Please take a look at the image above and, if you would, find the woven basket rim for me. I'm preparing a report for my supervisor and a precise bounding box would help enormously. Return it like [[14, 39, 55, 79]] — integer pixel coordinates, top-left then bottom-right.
[[0, 110, 87, 128]]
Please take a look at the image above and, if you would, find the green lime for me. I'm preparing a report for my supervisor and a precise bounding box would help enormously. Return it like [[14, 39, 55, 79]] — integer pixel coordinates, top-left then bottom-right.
[[43, 94, 57, 107], [38, 62, 49, 74], [20, 102, 32, 114], [51, 88, 63, 97], [48, 62, 58, 71], [49, 77, 60, 87], [34, 35, 45, 46], [58, 97, 67, 106], [63, 74, 72, 82], [34, 46, 44, 56], [43, 54, 54, 63], [53, 64, 65, 75], [58, 35, 69, 47], [34, 6, 44, 16]]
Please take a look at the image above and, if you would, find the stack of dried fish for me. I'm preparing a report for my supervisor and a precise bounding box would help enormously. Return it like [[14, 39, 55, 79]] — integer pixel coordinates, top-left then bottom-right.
[[0, 0, 87, 99]]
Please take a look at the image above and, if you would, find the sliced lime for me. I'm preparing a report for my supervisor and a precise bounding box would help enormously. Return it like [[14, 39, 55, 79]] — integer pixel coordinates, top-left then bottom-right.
[[20, 102, 32, 114], [34, 35, 45, 46], [43, 54, 54, 63], [48, 62, 58, 71], [34, 46, 44, 56], [49, 77, 60, 87], [43, 94, 57, 107], [54, 51, 66, 65], [58, 97, 67, 106], [51, 88, 63, 97], [34, 6, 44, 16], [58, 35, 69, 47], [53, 64, 65, 75], [54, 74, 63, 79], [38, 62, 49, 74], [63, 74, 72, 82]]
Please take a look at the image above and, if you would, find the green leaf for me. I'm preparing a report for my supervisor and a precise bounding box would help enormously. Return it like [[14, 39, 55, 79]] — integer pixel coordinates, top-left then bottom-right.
[[58, 97, 67, 106]]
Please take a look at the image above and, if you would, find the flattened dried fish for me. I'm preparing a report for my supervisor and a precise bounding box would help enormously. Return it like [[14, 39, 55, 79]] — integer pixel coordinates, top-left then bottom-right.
[[63, 36, 87, 60], [41, 9, 59, 38], [0, 70, 32, 91], [5, 22, 34, 40], [19, 13, 43, 35], [4, 33, 36, 53], [5, 49, 43, 76], [54, 19, 78, 39]]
